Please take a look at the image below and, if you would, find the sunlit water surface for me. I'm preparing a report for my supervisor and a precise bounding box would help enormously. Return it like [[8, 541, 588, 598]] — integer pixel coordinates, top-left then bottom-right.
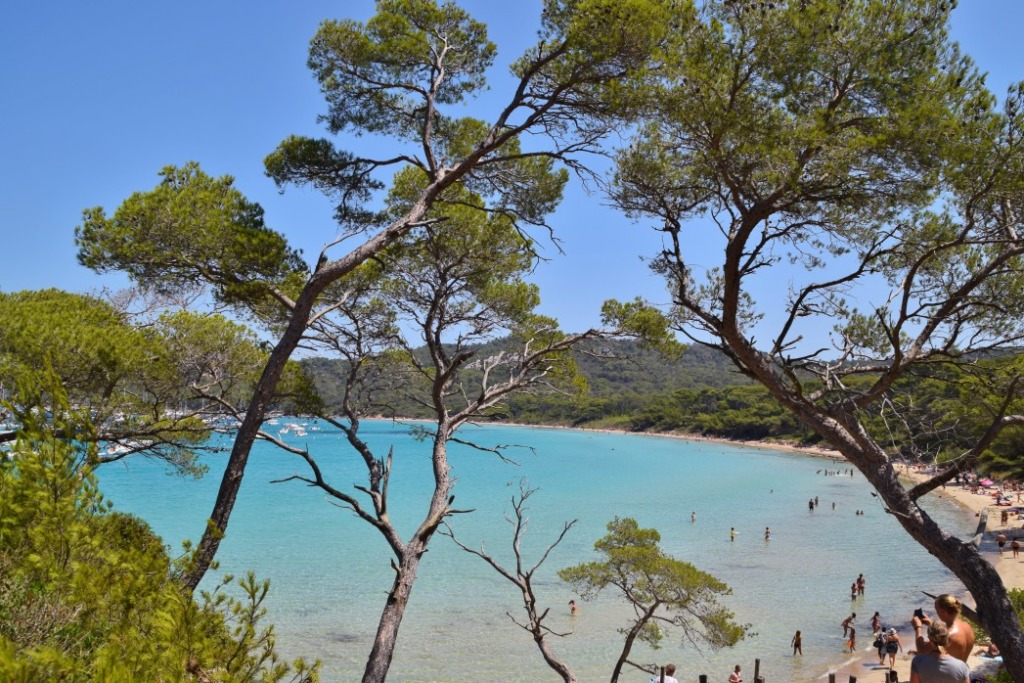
[[97, 421, 969, 682]]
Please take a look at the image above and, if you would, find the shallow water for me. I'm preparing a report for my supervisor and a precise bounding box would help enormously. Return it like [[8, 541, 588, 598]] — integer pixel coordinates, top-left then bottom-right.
[[97, 421, 969, 682]]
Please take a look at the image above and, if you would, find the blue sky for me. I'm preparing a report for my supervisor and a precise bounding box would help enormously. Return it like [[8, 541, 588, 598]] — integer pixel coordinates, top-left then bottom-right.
[[3, 1, 1022, 337]]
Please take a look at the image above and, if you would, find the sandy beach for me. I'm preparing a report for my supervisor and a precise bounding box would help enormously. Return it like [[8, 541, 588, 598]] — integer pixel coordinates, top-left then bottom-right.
[[824, 467, 1019, 683]]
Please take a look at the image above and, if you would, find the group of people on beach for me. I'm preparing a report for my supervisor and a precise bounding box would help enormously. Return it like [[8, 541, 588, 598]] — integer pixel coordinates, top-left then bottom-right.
[[830, 585, 981, 683], [842, 594, 976, 683]]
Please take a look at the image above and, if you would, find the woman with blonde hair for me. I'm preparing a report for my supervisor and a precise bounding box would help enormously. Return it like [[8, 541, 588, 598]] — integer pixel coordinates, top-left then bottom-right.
[[912, 594, 976, 663], [909, 620, 970, 683]]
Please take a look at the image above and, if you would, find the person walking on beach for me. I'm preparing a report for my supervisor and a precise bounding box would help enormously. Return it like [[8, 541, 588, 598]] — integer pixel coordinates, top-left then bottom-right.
[[1013, 537, 1021, 558], [842, 612, 856, 637], [997, 532, 1007, 555], [912, 594, 976, 663], [874, 628, 887, 665], [728, 664, 743, 683], [885, 627, 903, 669], [909, 621, 969, 683], [791, 630, 802, 656]]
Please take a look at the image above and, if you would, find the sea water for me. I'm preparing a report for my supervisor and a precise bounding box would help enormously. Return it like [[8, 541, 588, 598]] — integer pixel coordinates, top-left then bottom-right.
[[96, 421, 969, 682]]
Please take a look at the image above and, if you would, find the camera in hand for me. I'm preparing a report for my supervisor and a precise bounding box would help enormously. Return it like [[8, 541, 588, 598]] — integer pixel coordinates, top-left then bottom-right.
[[913, 608, 925, 619]]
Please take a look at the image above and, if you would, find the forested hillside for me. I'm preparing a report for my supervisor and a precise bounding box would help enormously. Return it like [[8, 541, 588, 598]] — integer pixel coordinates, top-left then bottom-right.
[[301, 339, 824, 444]]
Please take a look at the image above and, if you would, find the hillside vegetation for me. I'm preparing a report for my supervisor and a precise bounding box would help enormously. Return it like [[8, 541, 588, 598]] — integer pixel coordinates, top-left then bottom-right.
[[302, 339, 822, 445]]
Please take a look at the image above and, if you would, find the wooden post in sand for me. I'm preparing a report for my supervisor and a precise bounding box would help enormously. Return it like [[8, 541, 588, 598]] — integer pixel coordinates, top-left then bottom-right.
[[754, 658, 761, 680], [828, 674, 836, 683], [847, 675, 857, 683], [698, 675, 708, 683]]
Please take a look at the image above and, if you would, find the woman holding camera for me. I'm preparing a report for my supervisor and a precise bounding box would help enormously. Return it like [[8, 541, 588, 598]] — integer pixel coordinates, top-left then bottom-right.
[[909, 621, 970, 683], [912, 594, 976, 663]]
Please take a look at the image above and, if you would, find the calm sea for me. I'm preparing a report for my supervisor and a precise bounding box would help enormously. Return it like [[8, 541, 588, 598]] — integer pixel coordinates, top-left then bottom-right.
[[96, 421, 969, 682]]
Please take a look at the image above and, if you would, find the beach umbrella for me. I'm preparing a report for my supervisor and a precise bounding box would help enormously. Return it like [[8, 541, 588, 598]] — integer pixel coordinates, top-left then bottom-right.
[[980, 479, 995, 487]]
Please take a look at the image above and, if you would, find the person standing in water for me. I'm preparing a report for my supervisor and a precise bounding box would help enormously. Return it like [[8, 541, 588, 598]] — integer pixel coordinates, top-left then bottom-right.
[[791, 630, 802, 656], [730, 527, 736, 541], [842, 613, 856, 637], [764, 526, 771, 541]]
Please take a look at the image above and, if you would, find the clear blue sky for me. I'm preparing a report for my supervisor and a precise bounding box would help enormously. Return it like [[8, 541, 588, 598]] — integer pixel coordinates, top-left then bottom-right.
[[2, 1, 1022, 335]]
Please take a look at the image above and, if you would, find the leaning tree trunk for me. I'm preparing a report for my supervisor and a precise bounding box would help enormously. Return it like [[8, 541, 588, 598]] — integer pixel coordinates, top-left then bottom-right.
[[535, 639, 577, 683], [796, 405, 1024, 682], [361, 544, 426, 683], [180, 189, 448, 593], [714, 315, 1024, 682], [362, 433, 454, 683]]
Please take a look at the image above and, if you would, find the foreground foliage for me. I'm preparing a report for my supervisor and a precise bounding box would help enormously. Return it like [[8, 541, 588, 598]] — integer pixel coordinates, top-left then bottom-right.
[[0, 378, 316, 682]]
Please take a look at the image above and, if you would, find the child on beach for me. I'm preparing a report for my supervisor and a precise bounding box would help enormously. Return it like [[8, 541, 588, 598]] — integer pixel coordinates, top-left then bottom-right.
[[791, 630, 802, 656]]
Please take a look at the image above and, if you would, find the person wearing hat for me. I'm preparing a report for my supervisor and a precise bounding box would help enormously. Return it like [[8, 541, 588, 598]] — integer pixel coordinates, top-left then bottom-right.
[[885, 627, 903, 670]]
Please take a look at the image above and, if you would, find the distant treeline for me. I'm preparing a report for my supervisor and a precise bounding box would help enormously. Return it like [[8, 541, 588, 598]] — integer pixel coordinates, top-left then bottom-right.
[[302, 339, 1024, 474], [302, 339, 820, 446]]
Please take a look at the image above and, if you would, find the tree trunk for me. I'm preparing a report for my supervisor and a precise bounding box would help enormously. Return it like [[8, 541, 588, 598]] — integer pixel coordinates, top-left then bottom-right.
[[534, 638, 577, 683], [716, 326, 1024, 681], [361, 544, 424, 683], [180, 190, 444, 592], [610, 604, 658, 683], [181, 290, 315, 592], [798, 407, 1024, 682]]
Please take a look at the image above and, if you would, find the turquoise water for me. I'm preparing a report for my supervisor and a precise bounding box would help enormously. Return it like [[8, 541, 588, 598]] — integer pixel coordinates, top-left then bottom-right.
[[96, 421, 969, 682]]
